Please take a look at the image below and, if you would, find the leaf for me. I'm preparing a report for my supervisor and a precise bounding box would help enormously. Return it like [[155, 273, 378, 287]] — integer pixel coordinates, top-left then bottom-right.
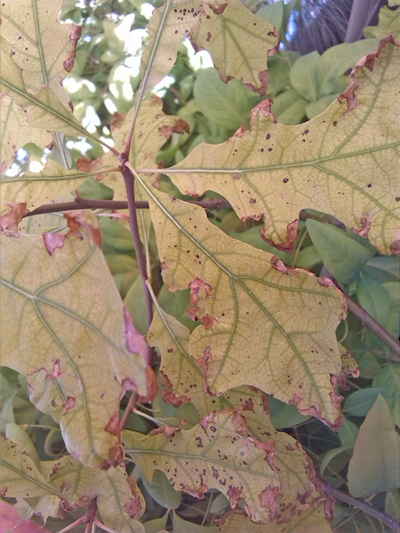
[[306, 220, 375, 285], [137, 180, 344, 427], [0, 95, 52, 174], [271, 89, 307, 125], [0, 499, 52, 533], [257, 1, 284, 30], [364, 6, 400, 40], [338, 417, 359, 447], [385, 489, 400, 520], [193, 68, 254, 131], [140, 0, 202, 98], [144, 515, 169, 533], [0, 37, 99, 144], [373, 364, 400, 426], [41, 456, 145, 532], [141, 469, 182, 509], [124, 410, 281, 524], [0, 160, 104, 211], [1, 0, 80, 104], [5, 423, 41, 470], [0, 436, 62, 500], [347, 395, 400, 497], [356, 272, 390, 326], [0, 222, 152, 466], [343, 387, 394, 417], [190, 0, 279, 95], [155, 38, 400, 254], [216, 506, 332, 532], [173, 512, 218, 532]]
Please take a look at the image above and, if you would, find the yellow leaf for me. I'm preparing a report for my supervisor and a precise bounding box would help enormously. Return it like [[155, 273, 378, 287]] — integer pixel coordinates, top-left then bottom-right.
[[1, 0, 79, 104], [156, 38, 400, 254], [191, 0, 279, 95], [0, 226, 150, 466], [364, 6, 400, 40], [41, 456, 146, 532], [1, 160, 101, 211], [0, 95, 52, 174], [136, 177, 344, 427], [0, 37, 99, 143], [124, 410, 281, 524]]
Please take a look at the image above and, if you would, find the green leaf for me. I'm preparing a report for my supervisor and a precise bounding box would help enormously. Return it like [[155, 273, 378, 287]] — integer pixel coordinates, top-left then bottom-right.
[[373, 365, 400, 426], [306, 220, 375, 285], [0, 223, 150, 466], [338, 417, 359, 447], [363, 255, 400, 283], [256, 2, 284, 30], [385, 489, 400, 520], [343, 387, 394, 417], [289, 51, 320, 102], [320, 445, 352, 476], [266, 52, 299, 97], [194, 68, 253, 131], [144, 515, 168, 533], [173, 512, 218, 532], [356, 272, 390, 325], [141, 469, 182, 510], [348, 395, 400, 497], [271, 89, 307, 125]]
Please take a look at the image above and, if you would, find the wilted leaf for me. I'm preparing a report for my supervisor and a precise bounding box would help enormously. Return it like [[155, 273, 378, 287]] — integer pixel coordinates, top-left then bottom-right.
[[347, 395, 400, 497], [155, 38, 400, 254], [41, 456, 145, 532], [190, 0, 279, 95], [136, 180, 344, 427], [1, 0, 80, 104], [0, 223, 151, 466], [124, 409, 281, 524]]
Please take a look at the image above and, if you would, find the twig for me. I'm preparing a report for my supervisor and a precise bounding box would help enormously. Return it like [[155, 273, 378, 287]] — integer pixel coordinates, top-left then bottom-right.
[[120, 161, 153, 334], [120, 391, 138, 431], [23, 197, 231, 218], [322, 480, 400, 532], [344, 294, 400, 360]]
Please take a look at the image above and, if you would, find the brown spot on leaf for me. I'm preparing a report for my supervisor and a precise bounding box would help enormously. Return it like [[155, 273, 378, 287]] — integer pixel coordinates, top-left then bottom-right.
[[62, 396, 76, 415], [122, 496, 143, 519], [64, 25, 83, 72], [206, 32, 212, 42], [43, 233, 67, 255], [0, 202, 29, 234], [209, 3, 227, 14]]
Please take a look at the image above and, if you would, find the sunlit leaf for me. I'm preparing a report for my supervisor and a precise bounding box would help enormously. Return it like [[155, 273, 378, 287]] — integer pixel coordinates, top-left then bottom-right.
[[0, 222, 151, 466], [136, 180, 344, 426], [348, 395, 400, 497], [364, 6, 400, 40], [1, 0, 80, 104], [155, 38, 400, 254], [0, 95, 52, 174], [0, 37, 99, 143], [190, 0, 279, 95]]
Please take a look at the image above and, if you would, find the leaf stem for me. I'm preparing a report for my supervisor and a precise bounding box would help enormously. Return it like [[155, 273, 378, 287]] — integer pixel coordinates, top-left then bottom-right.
[[56, 516, 86, 533], [321, 480, 400, 531], [120, 162, 153, 334], [120, 391, 138, 431], [344, 294, 400, 360], [23, 198, 231, 218]]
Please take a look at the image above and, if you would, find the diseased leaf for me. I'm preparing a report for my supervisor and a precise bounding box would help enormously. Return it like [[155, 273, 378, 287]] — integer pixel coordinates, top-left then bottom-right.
[[41, 456, 145, 532], [0, 499, 52, 533], [190, 0, 279, 95], [124, 410, 281, 524], [0, 159, 104, 211], [140, 0, 202, 98], [0, 437, 62, 500], [155, 38, 400, 254], [0, 221, 152, 466], [216, 506, 332, 532], [0, 95, 52, 174], [1, 0, 80, 104], [0, 37, 99, 144], [348, 395, 400, 498], [137, 180, 344, 427]]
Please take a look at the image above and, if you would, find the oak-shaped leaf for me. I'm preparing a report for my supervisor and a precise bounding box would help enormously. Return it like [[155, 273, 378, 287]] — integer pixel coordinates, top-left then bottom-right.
[[0, 216, 154, 466], [1, 0, 80, 104], [155, 38, 400, 254], [190, 0, 279, 95], [135, 178, 344, 427], [123, 409, 281, 524]]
